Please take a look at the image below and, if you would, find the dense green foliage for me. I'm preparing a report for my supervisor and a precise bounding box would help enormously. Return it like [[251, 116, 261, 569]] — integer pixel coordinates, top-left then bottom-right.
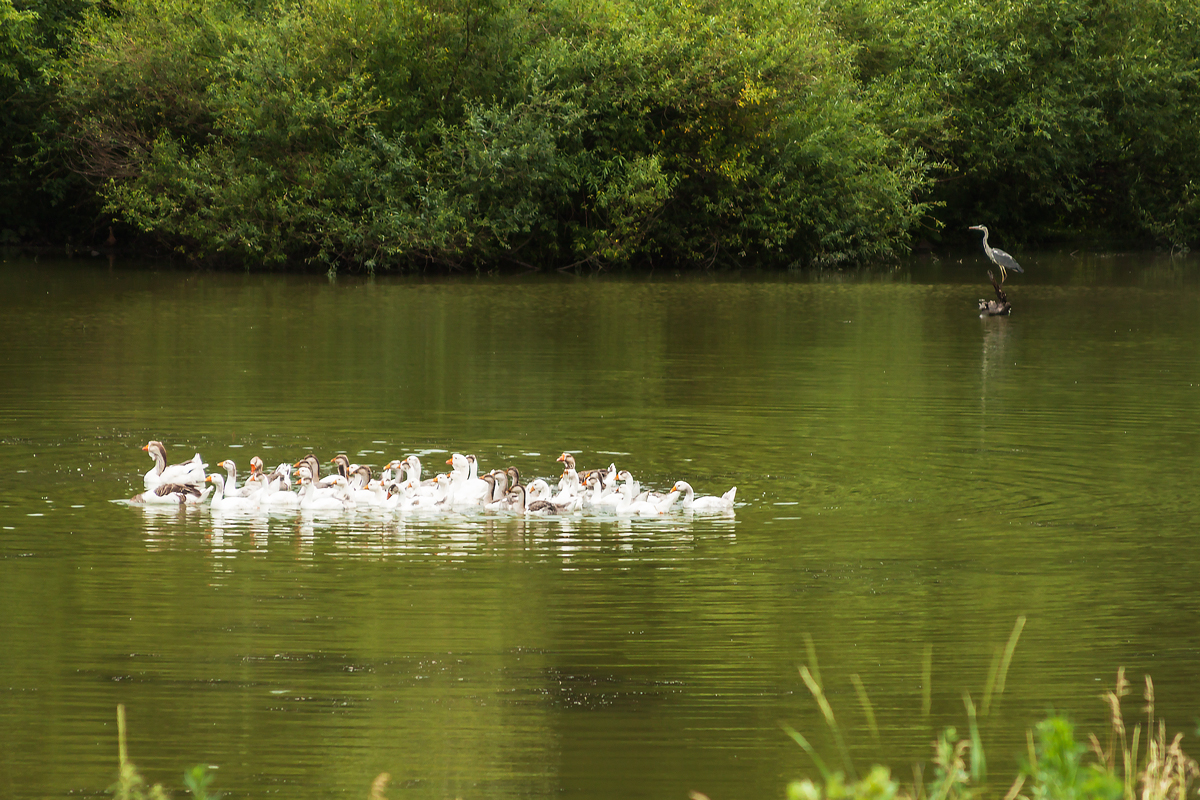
[[836, 0, 1200, 245], [1, 0, 99, 242], [3, 0, 1199, 268]]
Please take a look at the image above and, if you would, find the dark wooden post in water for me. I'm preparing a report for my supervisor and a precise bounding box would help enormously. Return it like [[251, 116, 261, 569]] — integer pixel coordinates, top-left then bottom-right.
[[978, 270, 1011, 316]]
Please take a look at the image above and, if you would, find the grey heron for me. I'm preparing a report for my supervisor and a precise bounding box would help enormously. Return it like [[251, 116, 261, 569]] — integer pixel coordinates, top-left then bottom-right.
[[969, 225, 1023, 281]]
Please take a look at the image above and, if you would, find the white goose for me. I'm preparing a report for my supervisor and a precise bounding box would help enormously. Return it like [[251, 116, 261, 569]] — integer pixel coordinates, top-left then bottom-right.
[[142, 441, 206, 490], [298, 473, 354, 512], [206, 473, 260, 512], [264, 467, 299, 509], [384, 480, 417, 511], [597, 470, 641, 511], [529, 477, 582, 513], [401, 455, 441, 496], [672, 481, 737, 514], [216, 460, 256, 497], [445, 453, 490, 507], [613, 480, 663, 517], [407, 474, 451, 510], [351, 477, 392, 509]]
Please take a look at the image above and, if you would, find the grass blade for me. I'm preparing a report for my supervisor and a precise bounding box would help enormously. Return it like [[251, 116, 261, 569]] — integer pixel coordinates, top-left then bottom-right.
[[995, 616, 1026, 699], [982, 646, 1002, 716], [782, 723, 832, 783], [964, 691, 987, 783], [850, 673, 880, 742], [804, 633, 823, 690], [801, 665, 856, 780], [922, 643, 933, 718], [117, 704, 128, 769]]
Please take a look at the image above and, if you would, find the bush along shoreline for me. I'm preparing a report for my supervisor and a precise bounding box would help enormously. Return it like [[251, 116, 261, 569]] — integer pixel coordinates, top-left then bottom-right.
[[4, 0, 1200, 271]]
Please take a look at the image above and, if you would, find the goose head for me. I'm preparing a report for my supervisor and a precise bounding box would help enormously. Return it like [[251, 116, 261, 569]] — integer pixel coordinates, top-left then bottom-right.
[[506, 485, 527, 512], [295, 454, 321, 481], [350, 464, 372, 489], [404, 456, 422, 481], [671, 480, 695, 499], [142, 441, 167, 471], [330, 454, 351, 478]]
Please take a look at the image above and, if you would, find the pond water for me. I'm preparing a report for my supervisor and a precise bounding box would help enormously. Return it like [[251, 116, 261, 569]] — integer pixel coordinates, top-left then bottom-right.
[[1, 251, 1198, 800]]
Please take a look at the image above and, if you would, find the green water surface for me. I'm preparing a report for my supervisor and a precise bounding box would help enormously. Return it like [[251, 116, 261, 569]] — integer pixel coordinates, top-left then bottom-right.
[[1, 253, 1198, 799]]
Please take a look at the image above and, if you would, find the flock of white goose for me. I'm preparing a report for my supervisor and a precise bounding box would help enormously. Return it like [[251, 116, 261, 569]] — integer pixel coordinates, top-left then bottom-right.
[[130, 441, 738, 516]]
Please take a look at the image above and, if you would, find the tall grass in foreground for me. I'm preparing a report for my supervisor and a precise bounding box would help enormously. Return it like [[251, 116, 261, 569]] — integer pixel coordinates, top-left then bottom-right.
[[106, 617, 1196, 800], [110, 704, 219, 800], [779, 618, 1197, 800]]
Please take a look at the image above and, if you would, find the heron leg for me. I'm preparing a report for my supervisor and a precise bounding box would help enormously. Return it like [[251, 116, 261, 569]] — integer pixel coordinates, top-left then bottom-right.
[[998, 264, 1007, 283]]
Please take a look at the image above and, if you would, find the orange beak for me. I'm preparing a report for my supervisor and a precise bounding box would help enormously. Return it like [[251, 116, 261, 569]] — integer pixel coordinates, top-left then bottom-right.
[[141, 445, 149, 451], [446, 458, 453, 464]]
